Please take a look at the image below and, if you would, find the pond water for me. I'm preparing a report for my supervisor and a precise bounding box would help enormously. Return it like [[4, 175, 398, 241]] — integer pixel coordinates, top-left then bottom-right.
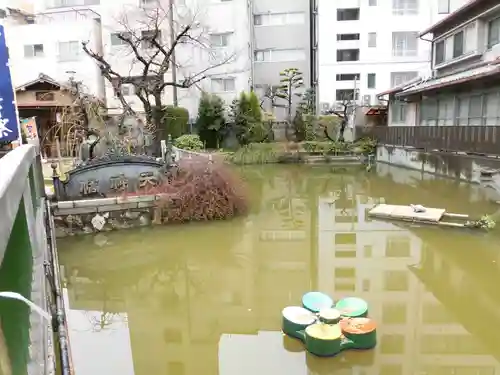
[[57, 163, 500, 375]]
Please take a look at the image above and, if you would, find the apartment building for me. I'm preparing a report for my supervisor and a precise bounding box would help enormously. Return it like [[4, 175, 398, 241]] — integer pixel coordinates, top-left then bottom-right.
[[5, 9, 105, 99], [384, 0, 500, 127], [318, 0, 468, 111], [3, 0, 316, 118]]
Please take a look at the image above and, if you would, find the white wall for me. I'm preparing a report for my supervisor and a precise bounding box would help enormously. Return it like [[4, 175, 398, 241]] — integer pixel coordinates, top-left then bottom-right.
[[5, 11, 105, 99], [29, 0, 251, 116], [317, 0, 469, 106]]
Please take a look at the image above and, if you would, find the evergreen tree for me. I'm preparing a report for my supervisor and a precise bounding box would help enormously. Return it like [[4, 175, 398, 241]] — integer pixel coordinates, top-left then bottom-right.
[[196, 92, 226, 149]]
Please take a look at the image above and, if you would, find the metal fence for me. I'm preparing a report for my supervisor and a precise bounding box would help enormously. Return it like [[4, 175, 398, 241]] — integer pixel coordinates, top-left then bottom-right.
[[357, 126, 500, 156]]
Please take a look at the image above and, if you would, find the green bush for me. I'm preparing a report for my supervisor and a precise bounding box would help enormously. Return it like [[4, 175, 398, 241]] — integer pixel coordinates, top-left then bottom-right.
[[162, 106, 189, 138], [152, 105, 189, 139], [230, 91, 267, 145], [174, 134, 204, 151], [225, 143, 285, 165], [355, 137, 377, 155], [196, 93, 226, 149]]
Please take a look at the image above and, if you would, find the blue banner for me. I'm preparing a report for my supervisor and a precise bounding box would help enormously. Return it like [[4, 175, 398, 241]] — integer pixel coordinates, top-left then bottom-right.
[[0, 24, 20, 142]]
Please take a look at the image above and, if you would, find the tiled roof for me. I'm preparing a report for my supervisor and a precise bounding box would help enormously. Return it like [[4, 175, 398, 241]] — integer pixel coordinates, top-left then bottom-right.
[[397, 62, 500, 96], [16, 73, 64, 91]]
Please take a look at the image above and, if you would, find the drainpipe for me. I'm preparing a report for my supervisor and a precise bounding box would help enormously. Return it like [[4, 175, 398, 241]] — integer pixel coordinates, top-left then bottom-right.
[[247, 0, 255, 89], [309, 0, 318, 114]]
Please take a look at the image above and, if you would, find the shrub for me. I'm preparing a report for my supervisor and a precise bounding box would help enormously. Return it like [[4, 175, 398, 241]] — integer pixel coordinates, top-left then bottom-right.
[[196, 93, 226, 149], [225, 143, 285, 165], [174, 134, 204, 151], [230, 91, 266, 145], [161, 106, 189, 138], [131, 157, 249, 223], [317, 115, 342, 140], [301, 141, 354, 154]]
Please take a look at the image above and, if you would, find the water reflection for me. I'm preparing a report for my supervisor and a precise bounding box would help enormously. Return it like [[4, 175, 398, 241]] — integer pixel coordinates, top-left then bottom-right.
[[58, 164, 500, 375]]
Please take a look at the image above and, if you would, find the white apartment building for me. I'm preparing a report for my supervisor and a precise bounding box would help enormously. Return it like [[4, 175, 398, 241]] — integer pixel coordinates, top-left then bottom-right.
[[4, 9, 105, 99], [3, 0, 252, 116], [4, 0, 316, 118], [317, 0, 469, 110]]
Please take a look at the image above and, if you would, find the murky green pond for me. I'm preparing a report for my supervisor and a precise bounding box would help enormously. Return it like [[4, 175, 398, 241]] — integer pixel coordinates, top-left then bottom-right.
[[57, 163, 500, 375]]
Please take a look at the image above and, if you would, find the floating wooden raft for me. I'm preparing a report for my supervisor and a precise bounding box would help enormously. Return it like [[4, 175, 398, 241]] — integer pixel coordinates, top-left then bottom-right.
[[368, 204, 470, 228]]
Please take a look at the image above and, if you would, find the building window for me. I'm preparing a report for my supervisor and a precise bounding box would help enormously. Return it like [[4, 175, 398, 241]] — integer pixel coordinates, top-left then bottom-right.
[[383, 270, 408, 291], [336, 33, 360, 41], [110, 32, 132, 46], [23, 44, 44, 58], [167, 362, 185, 375], [369, 0, 377, 5], [485, 92, 500, 125], [367, 73, 376, 89], [337, 8, 360, 21], [336, 73, 360, 81], [380, 334, 405, 354], [336, 49, 359, 61], [382, 302, 407, 324], [163, 328, 182, 343], [254, 49, 305, 62], [422, 303, 453, 324], [425, 93, 499, 127], [335, 267, 356, 278], [35, 92, 55, 101], [57, 41, 81, 62], [210, 32, 232, 47], [488, 17, 500, 48], [420, 334, 487, 355], [115, 84, 135, 96], [334, 232, 356, 244], [391, 100, 407, 123], [390, 71, 418, 87], [392, 0, 418, 15], [336, 89, 357, 101], [368, 32, 377, 47], [253, 12, 305, 26], [52, 0, 99, 6], [380, 365, 403, 374], [437, 0, 450, 13], [211, 77, 235, 92], [435, 40, 445, 64], [392, 31, 418, 56], [452, 30, 464, 58], [141, 30, 161, 49], [385, 236, 410, 257]]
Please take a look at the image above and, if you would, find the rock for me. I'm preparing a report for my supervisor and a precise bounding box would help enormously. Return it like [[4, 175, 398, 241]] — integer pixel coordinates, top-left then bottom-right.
[[123, 210, 141, 220], [91, 214, 106, 231], [138, 214, 151, 226], [82, 226, 94, 234]]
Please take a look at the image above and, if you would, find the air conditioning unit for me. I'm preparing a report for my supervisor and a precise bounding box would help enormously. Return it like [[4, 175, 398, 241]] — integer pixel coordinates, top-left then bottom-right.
[[320, 102, 330, 113], [362, 95, 371, 106]]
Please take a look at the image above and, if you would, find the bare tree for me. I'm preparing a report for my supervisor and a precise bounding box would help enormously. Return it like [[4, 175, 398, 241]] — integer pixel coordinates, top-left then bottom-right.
[[81, 2, 236, 140], [326, 91, 355, 142]]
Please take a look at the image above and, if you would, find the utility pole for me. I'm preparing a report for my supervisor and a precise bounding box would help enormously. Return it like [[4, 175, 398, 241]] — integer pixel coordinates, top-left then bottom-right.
[[168, 0, 178, 106]]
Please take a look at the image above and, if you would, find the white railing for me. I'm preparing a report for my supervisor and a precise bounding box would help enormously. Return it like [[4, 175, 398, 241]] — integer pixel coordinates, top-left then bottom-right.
[[0, 144, 55, 375], [172, 146, 211, 161]]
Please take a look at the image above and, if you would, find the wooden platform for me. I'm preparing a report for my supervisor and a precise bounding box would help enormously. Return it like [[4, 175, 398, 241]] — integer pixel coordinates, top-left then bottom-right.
[[368, 204, 446, 223]]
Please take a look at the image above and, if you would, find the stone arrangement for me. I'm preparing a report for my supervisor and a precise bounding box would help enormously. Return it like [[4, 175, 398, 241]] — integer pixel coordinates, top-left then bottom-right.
[[281, 292, 377, 357]]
